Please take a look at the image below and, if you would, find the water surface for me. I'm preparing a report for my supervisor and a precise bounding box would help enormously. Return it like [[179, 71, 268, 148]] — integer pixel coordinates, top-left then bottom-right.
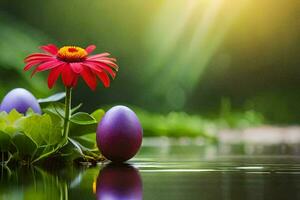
[[0, 140, 299, 200]]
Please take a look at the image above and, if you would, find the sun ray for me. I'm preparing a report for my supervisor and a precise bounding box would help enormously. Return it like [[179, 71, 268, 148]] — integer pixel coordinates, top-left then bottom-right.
[[144, 0, 251, 105]]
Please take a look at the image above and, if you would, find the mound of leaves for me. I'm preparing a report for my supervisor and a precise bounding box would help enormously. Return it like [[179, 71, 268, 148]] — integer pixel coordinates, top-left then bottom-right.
[[0, 93, 104, 166]]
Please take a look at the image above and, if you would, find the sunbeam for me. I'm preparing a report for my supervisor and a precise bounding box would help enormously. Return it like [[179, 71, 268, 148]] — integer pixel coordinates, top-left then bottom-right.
[[144, 0, 250, 109]]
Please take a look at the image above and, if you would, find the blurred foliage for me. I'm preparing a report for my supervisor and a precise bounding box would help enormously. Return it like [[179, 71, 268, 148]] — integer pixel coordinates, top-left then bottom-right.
[[0, 12, 54, 98], [217, 98, 265, 128], [134, 102, 264, 139], [137, 109, 216, 139]]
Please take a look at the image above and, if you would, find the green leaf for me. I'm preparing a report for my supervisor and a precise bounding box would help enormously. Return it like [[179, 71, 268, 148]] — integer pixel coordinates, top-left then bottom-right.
[[0, 104, 105, 164], [46, 113, 64, 144], [70, 112, 97, 125], [38, 92, 66, 103], [25, 108, 35, 116], [58, 141, 83, 161], [32, 143, 64, 164], [69, 123, 98, 137], [6, 109, 23, 125], [72, 133, 97, 150], [68, 138, 85, 156], [17, 114, 63, 146], [67, 137, 99, 161], [43, 102, 65, 119], [22, 113, 65, 163], [91, 109, 105, 122], [69, 109, 105, 137], [0, 110, 24, 135], [0, 111, 7, 118], [69, 112, 98, 137], [17, 115, 49, 146], [12, 132, 37, 157], [71, 103, 83, 114], [0, 112, 8, 132]]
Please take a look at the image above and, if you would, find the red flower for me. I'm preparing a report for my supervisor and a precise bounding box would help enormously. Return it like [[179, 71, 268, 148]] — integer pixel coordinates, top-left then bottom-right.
[[24, 44, 118, 90]]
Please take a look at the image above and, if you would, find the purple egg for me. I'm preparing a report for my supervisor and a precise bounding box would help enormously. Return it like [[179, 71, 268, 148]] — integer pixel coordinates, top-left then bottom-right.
[[96, 106, 143, 162], [96, 163, 142, 200], [0, 88, 41, 114]]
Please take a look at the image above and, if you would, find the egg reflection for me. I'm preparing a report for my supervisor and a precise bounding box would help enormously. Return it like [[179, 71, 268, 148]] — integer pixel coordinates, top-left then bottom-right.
[[96, 163, 143, 200]]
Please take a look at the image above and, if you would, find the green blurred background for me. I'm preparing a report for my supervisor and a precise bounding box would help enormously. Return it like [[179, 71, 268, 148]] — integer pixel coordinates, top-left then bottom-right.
[[0, 0, 299, 129]]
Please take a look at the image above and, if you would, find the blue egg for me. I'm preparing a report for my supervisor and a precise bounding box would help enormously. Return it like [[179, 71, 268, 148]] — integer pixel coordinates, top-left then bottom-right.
[[0, 88, 41, 114]]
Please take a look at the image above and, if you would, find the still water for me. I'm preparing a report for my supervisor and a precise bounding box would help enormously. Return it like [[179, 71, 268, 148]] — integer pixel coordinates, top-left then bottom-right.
[[0, 139, 300, 200]]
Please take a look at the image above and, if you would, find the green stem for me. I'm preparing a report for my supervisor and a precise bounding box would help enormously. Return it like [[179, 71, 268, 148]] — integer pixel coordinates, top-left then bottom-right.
[[33, 88, 72, 164], [63, 87, 72, 140]]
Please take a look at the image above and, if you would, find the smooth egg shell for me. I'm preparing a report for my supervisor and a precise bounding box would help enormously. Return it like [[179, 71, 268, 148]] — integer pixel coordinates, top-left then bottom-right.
[[96, 106, 143, 162]]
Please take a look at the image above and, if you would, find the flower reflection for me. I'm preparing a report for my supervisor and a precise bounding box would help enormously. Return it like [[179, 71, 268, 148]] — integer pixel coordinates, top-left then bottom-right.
[[96, 163, 143, 200]]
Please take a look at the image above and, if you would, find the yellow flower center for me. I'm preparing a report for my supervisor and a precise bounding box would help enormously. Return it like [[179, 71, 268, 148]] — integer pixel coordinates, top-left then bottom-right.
[[57, 46, 88, 62]]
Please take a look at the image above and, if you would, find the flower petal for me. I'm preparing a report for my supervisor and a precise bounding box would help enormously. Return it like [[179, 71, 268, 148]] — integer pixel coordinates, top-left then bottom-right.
[[29, 60, 62, 77], [61, 64, 76, 87], [99, 57, 117, 62], [69, 63, 83, 74], [25, 53, 53, 61], [85, 61, 116, 78], [80, 67, 97, 90], [40, 44, 59, 55], [72, 75, 79, 87], [93, 69, 110, 88], [86, 58, 118, 71], [87, 53, 110, 60], [24, 59, 45, 71], [85, 45, 96, 54], [48, 66, 63, 89], [83, 62, 101, 71], [36, 60, 63, 72], [25, 59, 53, 67]]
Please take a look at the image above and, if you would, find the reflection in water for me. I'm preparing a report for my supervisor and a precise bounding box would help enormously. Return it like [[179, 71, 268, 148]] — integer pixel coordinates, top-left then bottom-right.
[[0, 163, 143, 200], [0, 166, 68, 200], [96, 163, 143, 200], [0, 143, 299, 199]]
